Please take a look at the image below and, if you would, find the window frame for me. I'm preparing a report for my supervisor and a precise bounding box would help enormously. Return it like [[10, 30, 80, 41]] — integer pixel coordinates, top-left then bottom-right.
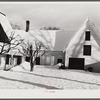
[[83, 45, 91, 56], [85, 30, 91, 41]]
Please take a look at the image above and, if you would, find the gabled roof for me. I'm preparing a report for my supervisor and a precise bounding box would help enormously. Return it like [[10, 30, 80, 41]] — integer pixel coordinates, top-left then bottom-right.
[[54, 30, 74, 51], [0, 13, 13, 43], [14, 30, 56, 51], [14, 29, 74, 51], [64, 17, 100, 51]]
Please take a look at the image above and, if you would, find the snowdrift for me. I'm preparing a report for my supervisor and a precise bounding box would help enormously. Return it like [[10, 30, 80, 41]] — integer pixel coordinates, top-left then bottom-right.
[[11, 61, 31, 72], [1, 62, 100, 89], [11, 61, 61, 72]]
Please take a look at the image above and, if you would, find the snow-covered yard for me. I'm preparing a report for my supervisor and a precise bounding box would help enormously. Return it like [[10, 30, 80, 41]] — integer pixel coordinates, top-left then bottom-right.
[[0, 62, 100, 89]]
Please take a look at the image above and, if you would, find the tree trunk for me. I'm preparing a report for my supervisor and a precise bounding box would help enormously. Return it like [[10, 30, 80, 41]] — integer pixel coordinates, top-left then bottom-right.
[[30, 57, 34, 71]]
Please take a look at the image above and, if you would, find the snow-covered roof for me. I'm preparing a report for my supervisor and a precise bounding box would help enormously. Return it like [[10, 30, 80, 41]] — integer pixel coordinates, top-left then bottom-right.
[[14, 30, 56, 51], [54, 30, 74, 51], [64, 17, 100, 52], [0, 13, 13, 43], [0, 13, 12, 36], [14, 29, 74, 51]]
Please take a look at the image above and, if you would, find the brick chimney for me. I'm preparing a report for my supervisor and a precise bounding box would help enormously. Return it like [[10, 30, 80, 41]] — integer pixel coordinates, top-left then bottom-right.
[[26, 20, 30, 32]]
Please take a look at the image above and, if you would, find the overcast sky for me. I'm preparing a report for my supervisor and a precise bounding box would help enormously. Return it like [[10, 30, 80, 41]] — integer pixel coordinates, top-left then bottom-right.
[[0, 2, 100, 30]]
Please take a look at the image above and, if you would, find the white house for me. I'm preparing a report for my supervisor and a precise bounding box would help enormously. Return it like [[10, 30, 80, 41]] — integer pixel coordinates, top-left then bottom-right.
[[12, 29, 66, 66], [64, 18, 100, 72], [3, 12, 100, 73], [0, 12, 12, 43], [0, 12, 13, 69]]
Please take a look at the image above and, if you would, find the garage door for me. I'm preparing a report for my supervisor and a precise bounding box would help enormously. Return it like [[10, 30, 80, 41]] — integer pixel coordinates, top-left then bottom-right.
[[69, 58, 84, 70]]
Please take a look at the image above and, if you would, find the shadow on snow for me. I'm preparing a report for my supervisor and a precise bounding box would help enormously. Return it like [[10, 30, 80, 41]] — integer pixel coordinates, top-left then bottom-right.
[[0, 75, 60, 89], [16, 71, 100, 87]]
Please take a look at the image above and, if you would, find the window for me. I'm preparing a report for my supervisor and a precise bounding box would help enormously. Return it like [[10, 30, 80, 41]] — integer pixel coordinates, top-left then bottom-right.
[[6, 55, 10, 64], [17, 56, 22, 65], [83, 45, 91, 56], [85, 31, 90, 41], [36, 57, 40, 65], [57, 59, 62, 63], [25, 56, 30, 62]]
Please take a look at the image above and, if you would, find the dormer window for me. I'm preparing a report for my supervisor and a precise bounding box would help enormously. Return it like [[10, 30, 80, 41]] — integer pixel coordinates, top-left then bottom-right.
[[85, 30, 91, 41]]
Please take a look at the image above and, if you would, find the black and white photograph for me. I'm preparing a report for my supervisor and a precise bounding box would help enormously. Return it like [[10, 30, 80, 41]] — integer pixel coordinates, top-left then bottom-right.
[[0, 2, 100, 97]]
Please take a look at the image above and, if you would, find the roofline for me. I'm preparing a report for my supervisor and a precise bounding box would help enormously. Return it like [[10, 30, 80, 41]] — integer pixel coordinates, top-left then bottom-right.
[[63, 17, 100, 52], [0, 12, 6, 16], [89, 18, 100, 36], [63, 17, 91, 52]]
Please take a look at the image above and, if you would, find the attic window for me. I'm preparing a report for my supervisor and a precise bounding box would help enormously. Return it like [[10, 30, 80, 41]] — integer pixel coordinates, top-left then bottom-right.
[[85, 31, 91, 41], [83, 45, 91, 56]]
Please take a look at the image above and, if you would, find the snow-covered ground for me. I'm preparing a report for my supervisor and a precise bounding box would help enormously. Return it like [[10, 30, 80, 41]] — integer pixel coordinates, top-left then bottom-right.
[[0, 62, 100, 89]]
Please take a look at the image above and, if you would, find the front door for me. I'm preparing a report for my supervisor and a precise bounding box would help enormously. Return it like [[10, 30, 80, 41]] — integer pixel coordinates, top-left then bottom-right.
[[69, 58, 84, 70]]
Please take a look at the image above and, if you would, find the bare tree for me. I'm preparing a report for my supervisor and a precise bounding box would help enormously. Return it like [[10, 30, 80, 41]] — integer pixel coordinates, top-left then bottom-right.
[[0, 31, 23, 70], [19, 40, 47, 71], [0, 31, 23, 54], [10, 23, 22, 30], [40, 26, 60, 30]]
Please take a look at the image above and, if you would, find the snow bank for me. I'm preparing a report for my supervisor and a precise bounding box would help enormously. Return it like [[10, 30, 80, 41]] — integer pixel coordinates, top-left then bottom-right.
[[20, 61, 30, 71], [11, 61, 63, 72], [10, 65, 25, 72], [46, 65, 59, 69], [11, 61, 38, 72], [0, 67, 100, 89], [11, 61, 30, 72]]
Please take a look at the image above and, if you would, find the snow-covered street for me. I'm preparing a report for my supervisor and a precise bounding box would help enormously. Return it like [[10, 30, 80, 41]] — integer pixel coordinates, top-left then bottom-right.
[[0, 62, 100, 89]]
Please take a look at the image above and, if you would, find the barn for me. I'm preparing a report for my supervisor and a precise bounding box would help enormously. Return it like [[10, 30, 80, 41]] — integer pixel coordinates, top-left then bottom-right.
[[64, 18, 100, 72]]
